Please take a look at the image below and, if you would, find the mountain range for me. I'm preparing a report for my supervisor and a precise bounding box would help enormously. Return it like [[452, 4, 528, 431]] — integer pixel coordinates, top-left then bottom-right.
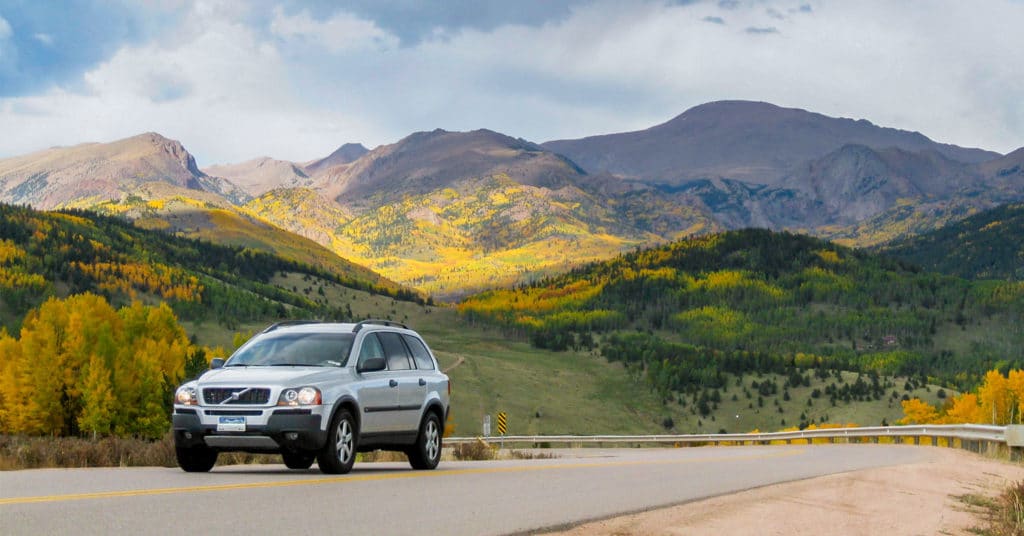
[[1, 100, 1021, 298]]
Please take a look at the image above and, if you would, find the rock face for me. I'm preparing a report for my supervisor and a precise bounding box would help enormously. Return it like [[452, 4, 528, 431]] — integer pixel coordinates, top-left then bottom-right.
[[204, 157, 311, 196], [0, 132, 248, 208]]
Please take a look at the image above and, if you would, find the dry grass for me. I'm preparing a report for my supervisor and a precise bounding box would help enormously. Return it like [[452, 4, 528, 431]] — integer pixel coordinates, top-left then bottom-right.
[[994, 481, 1024, 536], [451, 438, 498, 461], [0, 434, 177, 469], [958, 480, 1024, 536], [0, 434, 284, 470]]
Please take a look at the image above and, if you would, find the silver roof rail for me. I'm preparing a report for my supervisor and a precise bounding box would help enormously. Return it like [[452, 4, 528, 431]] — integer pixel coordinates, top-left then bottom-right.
[[352, 319, 409, 332], [261, 320, 323, 333]]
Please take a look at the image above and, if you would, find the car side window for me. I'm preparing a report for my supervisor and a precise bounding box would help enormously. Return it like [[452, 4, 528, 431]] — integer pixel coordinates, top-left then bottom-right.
[[378, 332, 412, 371], [357, 333, 385, 370], [402, 335, 435, 370]]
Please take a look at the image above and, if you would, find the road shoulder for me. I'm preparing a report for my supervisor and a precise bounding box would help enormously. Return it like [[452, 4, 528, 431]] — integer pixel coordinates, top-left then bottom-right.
[[543, 448, 1024, 535]]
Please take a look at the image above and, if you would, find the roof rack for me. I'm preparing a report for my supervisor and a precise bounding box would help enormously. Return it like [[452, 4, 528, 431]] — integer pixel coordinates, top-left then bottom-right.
[[261, 320, 324, 333], [352, 319, 409, 332]]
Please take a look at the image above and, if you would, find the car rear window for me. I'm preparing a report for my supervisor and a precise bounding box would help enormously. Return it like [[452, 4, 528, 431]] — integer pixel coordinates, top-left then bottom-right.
[[402, 334, 435, 370], [378, 332, 412, 371]]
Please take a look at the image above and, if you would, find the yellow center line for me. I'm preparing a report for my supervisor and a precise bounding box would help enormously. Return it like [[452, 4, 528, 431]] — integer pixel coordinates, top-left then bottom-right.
[[0, 448, 804, 506]]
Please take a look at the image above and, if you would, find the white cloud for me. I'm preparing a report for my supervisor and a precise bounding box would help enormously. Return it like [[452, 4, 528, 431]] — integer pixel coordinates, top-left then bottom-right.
[[0, 0, 1022, 165], [0, 15, 11, 39], [33, 33, 53, 46], [0, 3, 384, 164], [269, 7, 398, 53]]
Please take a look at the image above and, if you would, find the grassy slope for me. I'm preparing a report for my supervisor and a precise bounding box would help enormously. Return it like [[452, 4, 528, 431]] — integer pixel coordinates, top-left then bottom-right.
[[185, 273, 947, 436]]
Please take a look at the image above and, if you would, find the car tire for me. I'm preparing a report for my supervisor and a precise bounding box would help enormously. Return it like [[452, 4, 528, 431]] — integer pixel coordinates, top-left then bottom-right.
[[407, 412, 442, 470], [317, 408, 357, 474], [176, 446, 218, 472], [282, 451, 316, 470]]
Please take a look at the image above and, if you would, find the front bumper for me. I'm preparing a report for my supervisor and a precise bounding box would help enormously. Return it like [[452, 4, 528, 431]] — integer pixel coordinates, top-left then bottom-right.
[[173, 407, 327, 452]]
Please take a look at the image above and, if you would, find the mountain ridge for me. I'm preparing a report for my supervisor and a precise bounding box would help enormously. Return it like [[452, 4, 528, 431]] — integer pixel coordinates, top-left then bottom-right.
[[543, 100, 1000, 185], [2, 100, 1022, 298]]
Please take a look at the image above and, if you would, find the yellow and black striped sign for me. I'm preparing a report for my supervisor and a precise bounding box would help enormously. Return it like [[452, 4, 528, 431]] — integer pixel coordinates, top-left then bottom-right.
[[497, 412, 507, 435]]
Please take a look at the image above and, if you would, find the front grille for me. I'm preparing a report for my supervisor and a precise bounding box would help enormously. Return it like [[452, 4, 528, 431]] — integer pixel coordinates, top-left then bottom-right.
[[203, 388, 271, 405], [204, 410, 263, 416]]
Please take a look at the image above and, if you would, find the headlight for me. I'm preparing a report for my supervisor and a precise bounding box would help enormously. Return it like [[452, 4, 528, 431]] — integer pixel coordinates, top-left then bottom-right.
[[176, 386, 197, 405], [278, 386, 322, 406]]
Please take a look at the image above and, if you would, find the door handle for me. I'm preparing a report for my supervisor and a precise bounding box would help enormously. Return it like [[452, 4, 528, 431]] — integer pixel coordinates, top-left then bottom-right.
[[418, 378, 426, 386], [389, 379, 398, 388]]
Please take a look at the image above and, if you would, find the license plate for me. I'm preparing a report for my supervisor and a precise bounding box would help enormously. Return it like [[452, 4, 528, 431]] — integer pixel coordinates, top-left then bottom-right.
[[217, 416, 246, 432]]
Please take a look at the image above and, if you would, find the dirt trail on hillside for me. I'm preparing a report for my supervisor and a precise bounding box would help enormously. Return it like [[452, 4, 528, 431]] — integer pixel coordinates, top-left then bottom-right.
[[544, 448, 1023, 535]]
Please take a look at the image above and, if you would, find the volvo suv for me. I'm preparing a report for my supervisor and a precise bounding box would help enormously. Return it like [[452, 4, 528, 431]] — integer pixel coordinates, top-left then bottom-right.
[[172, 320, 450, 474]]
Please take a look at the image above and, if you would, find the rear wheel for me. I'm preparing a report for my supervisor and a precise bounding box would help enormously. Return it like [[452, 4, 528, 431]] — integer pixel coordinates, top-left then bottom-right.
[[282, 451, 316, 470], [407, 412, 442, 470], [317, 409, 356, 474], [176, 446, 218, 472]]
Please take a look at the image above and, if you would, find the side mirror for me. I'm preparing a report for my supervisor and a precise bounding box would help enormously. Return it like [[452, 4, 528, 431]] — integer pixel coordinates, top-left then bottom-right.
[[210, 358, 225, 370], [358, 356, 386, 373]]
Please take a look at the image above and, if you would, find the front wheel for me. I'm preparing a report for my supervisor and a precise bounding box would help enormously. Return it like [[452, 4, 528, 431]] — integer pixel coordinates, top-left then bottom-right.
[[407, 412, 442, 470], [176, 446, 217, 472], [317, 409, 356, 474]]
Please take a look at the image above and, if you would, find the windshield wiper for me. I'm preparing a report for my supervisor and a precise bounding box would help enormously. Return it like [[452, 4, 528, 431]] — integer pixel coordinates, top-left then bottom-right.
[[225, 363, 248, 367]]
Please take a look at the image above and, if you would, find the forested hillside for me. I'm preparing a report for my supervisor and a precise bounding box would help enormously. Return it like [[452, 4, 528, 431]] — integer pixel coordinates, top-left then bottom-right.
[[0, 203, 423, 332], [881, 202, 1024, 280], [460, 229, 1024, 392]]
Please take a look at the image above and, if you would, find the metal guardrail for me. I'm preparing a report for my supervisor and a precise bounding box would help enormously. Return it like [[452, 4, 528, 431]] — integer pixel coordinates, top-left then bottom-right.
[[447, 424, 1008, 448]]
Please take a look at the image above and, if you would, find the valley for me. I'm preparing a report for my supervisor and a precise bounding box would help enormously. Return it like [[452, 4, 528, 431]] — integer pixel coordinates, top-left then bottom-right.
[[0, 100, 1022, 442]]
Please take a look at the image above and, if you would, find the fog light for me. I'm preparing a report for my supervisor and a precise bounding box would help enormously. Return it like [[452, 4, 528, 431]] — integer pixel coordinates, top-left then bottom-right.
[[184, 432, 193, 439], [285, 432, 299, 441]]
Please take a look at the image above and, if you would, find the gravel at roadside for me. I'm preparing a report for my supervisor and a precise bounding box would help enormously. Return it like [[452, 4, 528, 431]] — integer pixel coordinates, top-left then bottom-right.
[[544, 448, 1024, 535]]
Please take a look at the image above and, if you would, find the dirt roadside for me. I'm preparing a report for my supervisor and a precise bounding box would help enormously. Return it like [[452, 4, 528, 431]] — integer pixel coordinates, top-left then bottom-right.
[[543, 448, 1024, 535]]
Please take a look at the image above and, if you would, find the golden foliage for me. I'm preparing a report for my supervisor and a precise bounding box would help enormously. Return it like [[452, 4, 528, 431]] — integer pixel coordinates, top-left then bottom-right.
[[900, 368, 1024, 425], [0, 294, 191, 439]]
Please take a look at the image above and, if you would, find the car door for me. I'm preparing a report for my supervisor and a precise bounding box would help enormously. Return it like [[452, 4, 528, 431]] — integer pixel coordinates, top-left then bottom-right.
[[378, 331, 425, 432], [353, 333, 399, 435]]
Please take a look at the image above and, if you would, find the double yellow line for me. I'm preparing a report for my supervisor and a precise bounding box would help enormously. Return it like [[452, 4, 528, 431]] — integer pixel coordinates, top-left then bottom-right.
[[1, 448, 803, 506]]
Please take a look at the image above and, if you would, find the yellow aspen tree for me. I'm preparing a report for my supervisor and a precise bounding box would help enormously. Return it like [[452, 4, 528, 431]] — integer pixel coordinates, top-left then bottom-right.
[[1007, 369, 1024, 425], [16, 297, 71, 435], [977, 370, 1011, 425], [63, 294, 121, 435], [0, 330, 23, 432], [943, 393, 984, 424], [898, 398, 939, 424], [78, 353, 116, 436]]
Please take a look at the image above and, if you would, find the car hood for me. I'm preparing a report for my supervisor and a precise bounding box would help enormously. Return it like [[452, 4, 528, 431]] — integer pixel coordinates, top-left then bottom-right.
[[197, 366, 349, 387]]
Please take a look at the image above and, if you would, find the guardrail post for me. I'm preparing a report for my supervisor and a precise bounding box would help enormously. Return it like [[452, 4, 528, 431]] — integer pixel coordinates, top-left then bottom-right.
[[1007, 426, 1024, 462], [913, 436, 920, 446]]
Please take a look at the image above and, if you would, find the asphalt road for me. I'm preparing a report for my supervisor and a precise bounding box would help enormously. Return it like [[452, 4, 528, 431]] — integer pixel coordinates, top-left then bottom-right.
[[1, 444, 935, 535]]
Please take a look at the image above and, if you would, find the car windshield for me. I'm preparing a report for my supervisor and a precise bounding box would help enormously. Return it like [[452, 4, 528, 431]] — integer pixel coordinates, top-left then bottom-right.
[[226, 332, 354, 367]]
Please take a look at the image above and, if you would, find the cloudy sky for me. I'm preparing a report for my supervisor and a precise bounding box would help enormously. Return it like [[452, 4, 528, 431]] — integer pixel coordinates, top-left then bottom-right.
[[0, 0, 1021, 165]]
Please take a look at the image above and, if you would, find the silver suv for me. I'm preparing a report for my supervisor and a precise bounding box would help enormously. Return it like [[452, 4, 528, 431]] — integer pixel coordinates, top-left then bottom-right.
[[172, 320, 450, 474]]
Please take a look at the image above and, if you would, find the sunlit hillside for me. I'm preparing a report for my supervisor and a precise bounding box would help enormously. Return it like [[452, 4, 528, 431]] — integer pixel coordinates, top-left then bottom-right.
[[460, 228, 1024, 392], [248, 175, 661, 298], [81, 190, 399, 293], [0, 203, 419, 332]]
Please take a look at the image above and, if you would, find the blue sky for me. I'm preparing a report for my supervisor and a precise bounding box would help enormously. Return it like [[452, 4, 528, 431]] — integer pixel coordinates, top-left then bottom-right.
[[0, 0, 1021, 165]]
